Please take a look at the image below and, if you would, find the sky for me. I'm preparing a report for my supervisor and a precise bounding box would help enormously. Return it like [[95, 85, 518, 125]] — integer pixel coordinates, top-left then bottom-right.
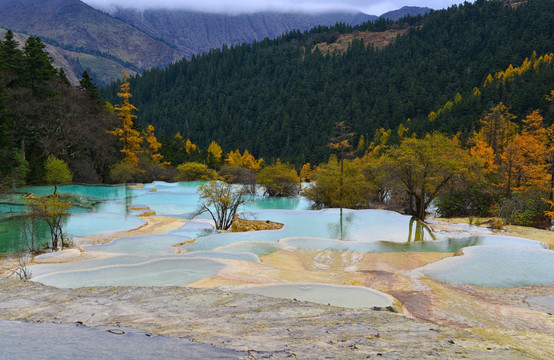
[[82, 1, 468, 16]]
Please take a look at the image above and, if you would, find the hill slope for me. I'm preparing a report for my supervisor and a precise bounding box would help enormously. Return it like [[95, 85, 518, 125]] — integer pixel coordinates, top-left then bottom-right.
[[0, 28, 138, 85], [102, 0, 554, 165]]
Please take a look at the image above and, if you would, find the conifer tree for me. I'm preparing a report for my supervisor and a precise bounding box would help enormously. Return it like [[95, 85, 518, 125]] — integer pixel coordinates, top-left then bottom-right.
[[109, 70, 143, 168], [476, 102, 518, 164], [144, 124, 166, 164], [79, 71, 100, 100], [22, 36, 56, 89], [0, 30, 24, 87], [207, 140, 223, 169]]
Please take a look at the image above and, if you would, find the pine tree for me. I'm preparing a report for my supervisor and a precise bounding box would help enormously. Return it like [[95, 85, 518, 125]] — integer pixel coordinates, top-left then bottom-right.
[[79, 71, 100, 100], [22, 36, 56, 90], [207, 140, 223, 169], [0, 30, 24, 87]]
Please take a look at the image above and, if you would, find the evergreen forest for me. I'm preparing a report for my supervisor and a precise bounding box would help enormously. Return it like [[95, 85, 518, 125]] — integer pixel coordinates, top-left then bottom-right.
[[103, 0, 554, 165], [0, 31, 119, 187]]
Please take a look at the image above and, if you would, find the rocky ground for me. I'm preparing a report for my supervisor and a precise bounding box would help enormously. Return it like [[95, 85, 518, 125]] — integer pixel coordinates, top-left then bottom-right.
[[1, 278, 552, 359], [1, 215, 553, 359]]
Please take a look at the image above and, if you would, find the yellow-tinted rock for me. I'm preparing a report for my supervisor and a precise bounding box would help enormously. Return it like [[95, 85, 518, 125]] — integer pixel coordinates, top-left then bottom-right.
[[231, 215, 284, 232]]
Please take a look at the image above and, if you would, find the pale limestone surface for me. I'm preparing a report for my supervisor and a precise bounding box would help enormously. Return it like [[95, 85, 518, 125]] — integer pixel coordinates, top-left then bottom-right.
[[1, 278, 552, 359]]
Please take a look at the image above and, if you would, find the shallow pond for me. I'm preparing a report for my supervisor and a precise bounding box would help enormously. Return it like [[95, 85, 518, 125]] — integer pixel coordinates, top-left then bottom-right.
[[1, 182, 551, 292], [420, 245, 554, 287], [225, 283, 394, 308]]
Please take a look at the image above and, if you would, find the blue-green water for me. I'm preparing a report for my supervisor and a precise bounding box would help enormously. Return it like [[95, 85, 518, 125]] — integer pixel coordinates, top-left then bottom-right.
[[226, 283, 394, 308], [1, 182, 551, 289], [421, 245, 554, 287]]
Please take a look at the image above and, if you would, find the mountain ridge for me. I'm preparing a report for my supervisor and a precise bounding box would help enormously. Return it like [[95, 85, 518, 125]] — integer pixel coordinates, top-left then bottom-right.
[[380, 6, 431, 21], [111, 8, 377, 59], [0, 0, 430, 84], [0, 0, 183, 83]]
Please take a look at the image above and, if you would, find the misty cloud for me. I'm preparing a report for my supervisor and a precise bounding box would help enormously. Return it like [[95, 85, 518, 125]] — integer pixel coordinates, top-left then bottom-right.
[[82, 1, 467, 16]]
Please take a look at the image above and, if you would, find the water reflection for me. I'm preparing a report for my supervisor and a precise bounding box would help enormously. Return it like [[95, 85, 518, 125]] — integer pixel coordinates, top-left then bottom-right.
[[326, 210, 355, 240], [406, 217, 436, 243], [0, 216, 51, 254]]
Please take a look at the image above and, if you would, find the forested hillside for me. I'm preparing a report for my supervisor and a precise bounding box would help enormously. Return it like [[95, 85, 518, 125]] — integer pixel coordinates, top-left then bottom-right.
[[103, 0, 553, 165]]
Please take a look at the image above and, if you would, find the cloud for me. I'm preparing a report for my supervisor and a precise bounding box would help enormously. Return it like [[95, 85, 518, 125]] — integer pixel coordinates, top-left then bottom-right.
[[82, 1, 467, 16]]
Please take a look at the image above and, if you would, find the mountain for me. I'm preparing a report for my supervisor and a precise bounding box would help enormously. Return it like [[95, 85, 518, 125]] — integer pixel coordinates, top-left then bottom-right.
[[0, 0, 183, 84], [101, 0, 553, 165], [0, 28, 137, 85], [110, 8, 376, 59], [380, 6, 432, 21], [0, 0, 429, 85]]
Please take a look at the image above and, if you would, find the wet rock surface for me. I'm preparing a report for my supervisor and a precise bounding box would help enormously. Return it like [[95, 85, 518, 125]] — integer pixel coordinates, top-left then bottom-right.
[[1, 278, 552, 359]]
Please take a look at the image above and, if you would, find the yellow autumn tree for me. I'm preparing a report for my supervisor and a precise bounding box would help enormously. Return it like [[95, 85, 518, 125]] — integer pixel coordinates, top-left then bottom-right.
[[225, 149, 264, 171], [517, 111, 549, 188], [367, 128, 391, 157], [144, 124, 167, 164], [207, 140, 223, 169], [545, 199, 554, 219], [546, 93, 554, 201], [300, 163, 313, 182], [185, 138, 198, 155], [303, 155, 374, 210], [109, 70, 143, 168], [384, 132, 469, 220], [241, 149, 264, 171], [257, 160, 300, 197], [469, 137, 497, 183], [547, 89, 554, 103]]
